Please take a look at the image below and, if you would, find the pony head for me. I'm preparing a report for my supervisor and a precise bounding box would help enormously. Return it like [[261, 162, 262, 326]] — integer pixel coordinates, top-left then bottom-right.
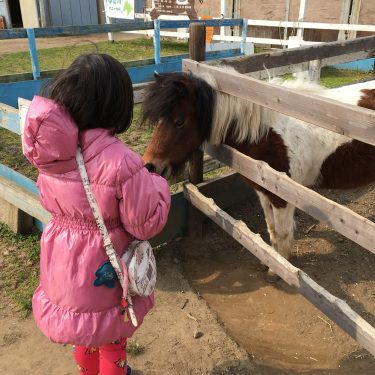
[[142, 72, 215, 178]]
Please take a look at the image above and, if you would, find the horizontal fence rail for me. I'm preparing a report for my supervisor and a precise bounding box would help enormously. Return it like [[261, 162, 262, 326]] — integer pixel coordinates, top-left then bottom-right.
[[247, 19, 375, 33], [183, 182, 375, 357], [208, 35, 375, 73], [0, 22, 154, 39], [244, 50, 375, 79], [0, 19, 244, 40], [183, 59, 375, 146]]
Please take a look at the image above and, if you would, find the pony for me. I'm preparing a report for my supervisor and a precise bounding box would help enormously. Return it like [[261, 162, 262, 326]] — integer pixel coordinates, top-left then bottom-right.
[[141, 68, 375, 280]]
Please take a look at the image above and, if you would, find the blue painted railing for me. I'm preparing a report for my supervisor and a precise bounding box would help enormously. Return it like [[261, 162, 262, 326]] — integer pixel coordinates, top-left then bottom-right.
[[0, 19, 246, 82], [0, 18, 248, 107]]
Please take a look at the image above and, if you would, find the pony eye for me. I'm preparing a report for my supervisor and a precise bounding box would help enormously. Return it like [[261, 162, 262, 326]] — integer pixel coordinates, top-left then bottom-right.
[[174, 118, 184, 128]]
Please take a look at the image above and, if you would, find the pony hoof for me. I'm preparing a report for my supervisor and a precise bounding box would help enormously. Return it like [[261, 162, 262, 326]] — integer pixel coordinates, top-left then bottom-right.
[[265, 270, 281, 283]]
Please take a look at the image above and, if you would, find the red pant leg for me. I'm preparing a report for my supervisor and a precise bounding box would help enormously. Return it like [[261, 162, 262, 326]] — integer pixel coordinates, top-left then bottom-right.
[[99, 337, 128, 375], [72, 345, 100, 375]]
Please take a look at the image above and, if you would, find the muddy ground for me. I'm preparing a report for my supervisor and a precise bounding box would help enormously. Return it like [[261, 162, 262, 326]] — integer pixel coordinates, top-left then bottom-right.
[[175, 183, 375, 374], [1, 183, 375, 374]]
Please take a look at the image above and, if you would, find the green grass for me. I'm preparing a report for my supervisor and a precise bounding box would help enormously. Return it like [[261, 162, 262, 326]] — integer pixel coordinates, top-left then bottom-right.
[[283, 66, 372, 88], [127, 340, 145, 356], [0, 38, 188, 75], [0, 223, 40, 315], [319, 66, 372, 88], [0, 128, 38, 180]]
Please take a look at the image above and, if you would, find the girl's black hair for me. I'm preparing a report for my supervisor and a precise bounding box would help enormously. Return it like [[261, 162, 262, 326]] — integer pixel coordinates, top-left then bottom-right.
[[40, 53, 133, 134]]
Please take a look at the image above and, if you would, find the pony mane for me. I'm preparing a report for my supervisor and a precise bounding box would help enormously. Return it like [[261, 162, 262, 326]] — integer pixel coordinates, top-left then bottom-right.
[[201, 65, 268, 146], [141, 72, 214, 140], [201, 67, 329, 145], [142, 68, 334, 148]]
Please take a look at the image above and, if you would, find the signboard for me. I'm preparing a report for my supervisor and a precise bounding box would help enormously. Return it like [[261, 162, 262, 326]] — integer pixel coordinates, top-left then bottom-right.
[[105, 0, 135, 19], [150, 0, 203, 20]]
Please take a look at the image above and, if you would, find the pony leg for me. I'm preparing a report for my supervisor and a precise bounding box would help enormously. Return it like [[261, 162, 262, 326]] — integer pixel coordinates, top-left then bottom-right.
[[272, 203, 296, 260], [264, 203, 295, 282], [256, 191, 278, 275], [256, 191, 277, 249]]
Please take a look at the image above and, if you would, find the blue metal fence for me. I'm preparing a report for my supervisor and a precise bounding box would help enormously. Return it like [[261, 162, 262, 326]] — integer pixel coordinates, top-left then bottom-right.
[[0, 18, 248, 107]]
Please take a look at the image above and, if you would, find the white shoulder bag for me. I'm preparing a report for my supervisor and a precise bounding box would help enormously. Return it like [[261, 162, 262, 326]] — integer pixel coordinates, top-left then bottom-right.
[[76, 148, 157, 327]]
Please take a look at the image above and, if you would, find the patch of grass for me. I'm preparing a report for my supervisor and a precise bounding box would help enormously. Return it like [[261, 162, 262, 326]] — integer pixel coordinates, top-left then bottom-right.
[[0, 223, 41, 316], [0, 38, 188, 75], [127, 340, 145, 356], [118, 105, 153, 155], [0, 128, 37, 180], [283, 66, 372, 88], [319, 66, 373, 88]]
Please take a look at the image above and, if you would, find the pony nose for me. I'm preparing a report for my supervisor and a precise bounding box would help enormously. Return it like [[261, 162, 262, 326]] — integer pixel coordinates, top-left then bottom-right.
[[144, 163, 157, 173]]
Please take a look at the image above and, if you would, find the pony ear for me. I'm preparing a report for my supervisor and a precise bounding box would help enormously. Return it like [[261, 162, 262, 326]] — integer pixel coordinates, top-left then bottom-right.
[[154, 71, 161, 79]]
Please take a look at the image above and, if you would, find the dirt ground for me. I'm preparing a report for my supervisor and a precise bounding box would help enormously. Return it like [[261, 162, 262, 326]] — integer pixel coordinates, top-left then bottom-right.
[[1, 183, 375, 374], [174, 184, 375, 374], [0, 241, 256, 375]]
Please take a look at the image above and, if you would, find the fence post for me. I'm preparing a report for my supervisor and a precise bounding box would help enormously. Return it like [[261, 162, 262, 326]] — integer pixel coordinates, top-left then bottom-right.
[[308, 59, 322, 83], [105, 15, 114, 42], [153, 19, 161, 65], [0, 197, 33, 234], [187, 23, 205, 239], [240, 18, 247, 55], [26, 28, 40, 80]]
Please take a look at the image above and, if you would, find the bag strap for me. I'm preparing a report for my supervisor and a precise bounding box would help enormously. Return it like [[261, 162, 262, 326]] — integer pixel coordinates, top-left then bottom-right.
[[75, 147, 138, 327]]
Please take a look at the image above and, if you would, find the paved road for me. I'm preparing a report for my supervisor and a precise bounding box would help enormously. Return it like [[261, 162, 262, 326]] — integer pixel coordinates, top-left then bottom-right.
[[0, 32, 147, 54]]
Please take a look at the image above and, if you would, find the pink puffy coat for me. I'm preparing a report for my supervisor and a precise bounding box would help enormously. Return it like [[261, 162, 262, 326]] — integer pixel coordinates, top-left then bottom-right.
[[23, 96, 171, 346]]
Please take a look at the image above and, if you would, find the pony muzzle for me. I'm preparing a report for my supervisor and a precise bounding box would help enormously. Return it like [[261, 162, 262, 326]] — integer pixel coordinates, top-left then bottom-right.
[[143, 158, 171, 179]]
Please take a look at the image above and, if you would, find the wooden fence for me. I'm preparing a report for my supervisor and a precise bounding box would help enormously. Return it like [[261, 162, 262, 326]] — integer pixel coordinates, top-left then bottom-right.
[[182, 36, 375, 356], [1, 21, 375, 358]]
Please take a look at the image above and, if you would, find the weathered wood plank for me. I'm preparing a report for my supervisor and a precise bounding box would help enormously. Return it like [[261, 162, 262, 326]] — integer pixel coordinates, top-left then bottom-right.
[[210, 35, 375, 73], [183, 182, 375, 357], [0, 176, 51, 224], [152, 172, 253, 246], [183, 60, 375, 146], [205, 143, 375, 255], [0, 196, 33, 234], [244, 50, 375, 80], [187, 22, 206, 238], [0, 103, 20, 134]]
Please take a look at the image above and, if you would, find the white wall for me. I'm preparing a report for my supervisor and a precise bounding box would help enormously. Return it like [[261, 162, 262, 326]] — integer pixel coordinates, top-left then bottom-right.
[[0, 0, 12, 28], [19, 0, 39, 28]]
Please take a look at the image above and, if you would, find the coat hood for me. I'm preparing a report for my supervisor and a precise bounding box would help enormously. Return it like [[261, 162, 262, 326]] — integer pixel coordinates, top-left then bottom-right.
[[23, 96, 79, 174]]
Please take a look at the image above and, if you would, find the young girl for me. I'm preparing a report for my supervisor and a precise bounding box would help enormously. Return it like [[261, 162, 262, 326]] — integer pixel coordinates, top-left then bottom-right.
[[23, 53, 171, 375]]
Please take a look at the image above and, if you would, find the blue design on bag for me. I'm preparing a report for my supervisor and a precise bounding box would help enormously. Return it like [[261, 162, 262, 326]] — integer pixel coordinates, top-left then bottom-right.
[[93, 261, 118, 288]]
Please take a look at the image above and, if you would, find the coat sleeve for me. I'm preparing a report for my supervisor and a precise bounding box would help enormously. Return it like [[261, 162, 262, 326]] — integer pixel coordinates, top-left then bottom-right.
[[117, 153, 171, 240]]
